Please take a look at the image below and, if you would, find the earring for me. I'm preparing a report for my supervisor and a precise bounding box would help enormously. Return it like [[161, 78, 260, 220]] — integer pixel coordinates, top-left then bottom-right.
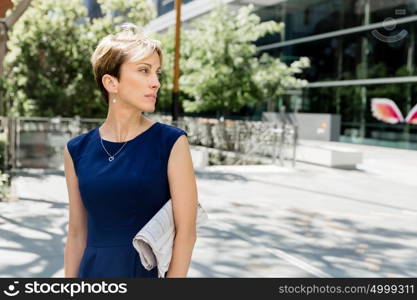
[[112, 98, 117, 103]]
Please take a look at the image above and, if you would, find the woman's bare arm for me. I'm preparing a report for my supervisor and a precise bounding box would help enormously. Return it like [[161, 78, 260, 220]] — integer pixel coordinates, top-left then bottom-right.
[[63, 145, 88, 278], [165, 135, 198, 278]]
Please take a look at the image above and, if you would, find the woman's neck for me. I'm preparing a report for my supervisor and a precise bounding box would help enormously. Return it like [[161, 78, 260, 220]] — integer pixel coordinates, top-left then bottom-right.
[[101, 110, 149, 143]]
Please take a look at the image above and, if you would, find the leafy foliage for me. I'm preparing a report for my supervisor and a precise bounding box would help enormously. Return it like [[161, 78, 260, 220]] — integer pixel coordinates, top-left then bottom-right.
[[3, 1, 309, 118], [158, 4, 309, 116], [3, 0, 155, 117]]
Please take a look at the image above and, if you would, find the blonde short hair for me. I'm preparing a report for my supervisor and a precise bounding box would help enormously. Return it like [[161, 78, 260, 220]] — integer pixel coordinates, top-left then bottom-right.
[[90, 23, 163, 104]]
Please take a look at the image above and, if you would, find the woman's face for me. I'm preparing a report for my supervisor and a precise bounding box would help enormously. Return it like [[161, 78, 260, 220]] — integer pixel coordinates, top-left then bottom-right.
[[116, 51, 161, 112]]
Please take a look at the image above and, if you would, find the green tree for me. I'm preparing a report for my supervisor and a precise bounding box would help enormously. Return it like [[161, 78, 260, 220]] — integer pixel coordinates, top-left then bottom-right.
[[253, 54, 310, 111], [161, 3, 309, 117], [3, 0, 155, 117]]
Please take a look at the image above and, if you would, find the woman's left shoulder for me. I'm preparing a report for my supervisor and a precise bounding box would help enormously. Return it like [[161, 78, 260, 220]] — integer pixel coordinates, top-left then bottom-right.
[[157, 122, 188, 138], [156, 122, 189, 158]]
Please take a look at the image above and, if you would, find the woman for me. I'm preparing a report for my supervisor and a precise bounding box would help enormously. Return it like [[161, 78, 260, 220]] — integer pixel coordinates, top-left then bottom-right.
[[63, 23, 198, 278]]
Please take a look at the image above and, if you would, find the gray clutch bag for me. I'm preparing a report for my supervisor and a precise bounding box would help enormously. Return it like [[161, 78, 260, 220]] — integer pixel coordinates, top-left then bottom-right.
[[132, 199, 208, 278]]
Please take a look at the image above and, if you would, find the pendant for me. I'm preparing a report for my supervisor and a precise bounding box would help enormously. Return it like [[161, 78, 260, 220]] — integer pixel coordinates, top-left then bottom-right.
[[108, 156, 114, 162]]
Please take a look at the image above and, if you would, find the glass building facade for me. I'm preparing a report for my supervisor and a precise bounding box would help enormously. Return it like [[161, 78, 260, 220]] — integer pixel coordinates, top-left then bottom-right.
[[140, 0, 417, 150], [255, 0, 417, 150]]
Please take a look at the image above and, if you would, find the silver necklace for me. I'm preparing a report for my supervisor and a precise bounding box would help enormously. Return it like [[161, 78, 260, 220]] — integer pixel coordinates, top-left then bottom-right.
[[99, 128, 129, 162]]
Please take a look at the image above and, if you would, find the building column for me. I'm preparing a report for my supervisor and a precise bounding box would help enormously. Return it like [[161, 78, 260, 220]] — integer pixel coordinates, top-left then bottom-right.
[[359, 0, 370, 139], [335, 1, 345, 115], [404, 3, 416, 147]]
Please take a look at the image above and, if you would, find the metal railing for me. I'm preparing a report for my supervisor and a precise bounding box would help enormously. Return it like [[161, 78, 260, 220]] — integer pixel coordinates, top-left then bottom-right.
[[0, 115, 298, 169], [170, 116, 298, 166]]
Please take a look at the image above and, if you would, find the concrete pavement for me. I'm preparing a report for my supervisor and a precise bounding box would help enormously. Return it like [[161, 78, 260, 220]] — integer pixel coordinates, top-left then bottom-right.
[[0, 142, 416, 277]]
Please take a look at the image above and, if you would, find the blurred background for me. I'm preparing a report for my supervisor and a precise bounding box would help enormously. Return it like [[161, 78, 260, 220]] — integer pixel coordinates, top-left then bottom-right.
[[0, 0, 416, 278]]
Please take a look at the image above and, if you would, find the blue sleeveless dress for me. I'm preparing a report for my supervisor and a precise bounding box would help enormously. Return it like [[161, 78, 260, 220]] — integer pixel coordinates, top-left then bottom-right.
[[66, 121, 187, 278]]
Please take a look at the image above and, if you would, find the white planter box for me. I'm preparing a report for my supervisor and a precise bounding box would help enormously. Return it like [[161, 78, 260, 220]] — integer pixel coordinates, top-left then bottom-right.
[[294, 143, 363, 169], [190, 146, 209, 168]]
